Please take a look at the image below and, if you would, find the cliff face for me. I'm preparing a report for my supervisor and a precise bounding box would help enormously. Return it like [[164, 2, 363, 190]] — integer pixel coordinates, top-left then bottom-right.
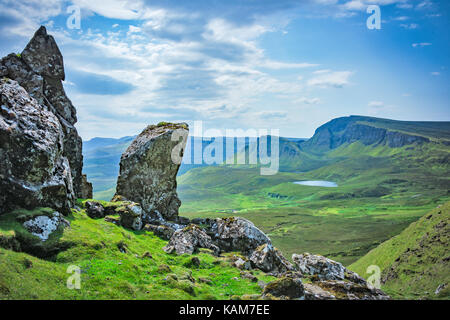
[[302, 116, 430, 153], [115, 123, 189, 221], [0, 26, 87, 198], [0, 26, 91, 213]]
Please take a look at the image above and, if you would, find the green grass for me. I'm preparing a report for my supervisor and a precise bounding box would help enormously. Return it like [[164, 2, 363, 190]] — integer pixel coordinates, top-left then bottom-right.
[[0, 206, 274, 300], [349, 202, 450, 300], [178, 140, 450, 266]]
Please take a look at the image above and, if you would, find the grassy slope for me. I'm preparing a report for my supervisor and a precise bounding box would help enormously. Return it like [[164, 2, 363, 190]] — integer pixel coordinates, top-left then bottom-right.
[[0, 207, 274, 300], [349, 202, 450, 300]]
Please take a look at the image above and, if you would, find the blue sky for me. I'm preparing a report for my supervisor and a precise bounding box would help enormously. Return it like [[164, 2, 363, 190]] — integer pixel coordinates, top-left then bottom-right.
[[0, 0, 448, 139]]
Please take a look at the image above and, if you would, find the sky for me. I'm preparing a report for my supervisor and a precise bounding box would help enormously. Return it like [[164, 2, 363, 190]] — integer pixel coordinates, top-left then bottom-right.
[[0, 0, 449, 140]]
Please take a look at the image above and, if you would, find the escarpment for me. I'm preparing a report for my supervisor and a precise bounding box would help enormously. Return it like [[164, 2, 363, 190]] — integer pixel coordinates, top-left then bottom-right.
[[0, 26, 91, 213], [302, 115, 430, 153]]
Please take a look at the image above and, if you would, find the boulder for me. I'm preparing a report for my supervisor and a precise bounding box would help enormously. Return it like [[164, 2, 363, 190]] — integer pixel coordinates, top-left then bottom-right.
[[163, 224, 220, 255], [303, 283, 336, 300], [85, 201, 105, 219], [209, 217, 271, 254], [22, 211, 69, 241], [143, 224, 175, 240], [315, 280, 390, 300], [117, 203, 143, 231], [262, 277, 304, 299], [292, 253, 366, 284], [0, 79, 74, 214], [249, 243, 294, 274], [115, 122, 189, 221]]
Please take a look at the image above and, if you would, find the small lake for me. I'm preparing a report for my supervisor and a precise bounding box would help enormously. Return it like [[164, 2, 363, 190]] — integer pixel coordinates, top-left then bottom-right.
[[293, 180, 338, 187]]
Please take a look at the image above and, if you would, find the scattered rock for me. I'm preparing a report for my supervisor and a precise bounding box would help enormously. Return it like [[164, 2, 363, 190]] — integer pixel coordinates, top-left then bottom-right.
[[262, 277, 304, 299], [104, 216, 120, 225], [189, 257, 201, 268], [85, 201, 105, 219], [435, 283, 447, 295], [303, 283, 336, 300], [116, 203, 143, 231], [240, 271, 258, 283], [250, 243, 294, 274], [198, 277, 213, 285], [163, 224, 220, 255], [115, 122, 189, 221], [157, 264, 172, 273], [143, 224, 175, 240], [210, 217, 271, 254], [231, 256, 252, 270], [142, 251, 152, 259], [22, 211, 67, 241], [316, 280, 389, 300]]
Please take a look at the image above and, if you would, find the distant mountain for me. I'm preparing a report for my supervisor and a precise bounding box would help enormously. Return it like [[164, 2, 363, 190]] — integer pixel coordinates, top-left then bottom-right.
[[83, 135, 308, 200], [349, 201, 450, 300], [301, 115, 450, 154]]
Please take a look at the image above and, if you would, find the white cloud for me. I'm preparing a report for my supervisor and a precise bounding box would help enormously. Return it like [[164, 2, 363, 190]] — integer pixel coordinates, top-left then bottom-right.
[[412, 42, 432, 47], [431, 72, 440, 76], [295, 97, 321, 105], [400, 23, 418, 29], [308, 70, 354, 88], [368, 101, 385, 108]]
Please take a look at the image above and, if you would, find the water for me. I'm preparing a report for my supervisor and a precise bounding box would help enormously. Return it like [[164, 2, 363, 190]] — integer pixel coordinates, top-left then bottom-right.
[[293, 180, 338, 187]]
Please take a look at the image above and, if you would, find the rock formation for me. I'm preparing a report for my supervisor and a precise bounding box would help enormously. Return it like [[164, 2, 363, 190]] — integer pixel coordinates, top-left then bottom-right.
[[115, 122, 189, 221], [0, 26, 90, 203], [0, 79, 74, 214]]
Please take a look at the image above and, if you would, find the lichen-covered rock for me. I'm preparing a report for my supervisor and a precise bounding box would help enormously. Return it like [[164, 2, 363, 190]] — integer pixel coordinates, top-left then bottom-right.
[[163, 224, 220, 255], [85, 201, 105, 219], [249, 243, 294, 274], [0, 26, 88, 198], [0, 79, 74, 214], [143, 224, 175, 240], [262, 277, 304, 299], [303, 283, 336, 300], [80, 174, 93, 199], [210, 217, 271, 254], [292, 252, 365, 284], [315, 280, 390, 300], [117, 203, 143, 231], [22, 211, 69, 241], [115, 122, 189, 221]]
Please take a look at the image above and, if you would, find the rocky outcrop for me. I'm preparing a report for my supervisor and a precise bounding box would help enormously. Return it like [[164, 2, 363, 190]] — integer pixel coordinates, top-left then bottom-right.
[[80, 174, 93, 199], [0, 26, 90, 200], [0, 79, 74, 214], [115, 122, 189, 221], [163, 224, 220, 255]]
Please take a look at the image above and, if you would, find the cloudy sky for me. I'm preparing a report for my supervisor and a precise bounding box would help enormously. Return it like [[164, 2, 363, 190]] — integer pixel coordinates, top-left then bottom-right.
[[0, 0, 448, 140]]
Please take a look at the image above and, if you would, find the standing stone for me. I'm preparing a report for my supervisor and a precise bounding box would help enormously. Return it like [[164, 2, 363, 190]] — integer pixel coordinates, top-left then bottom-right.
[[115, 122, 189, 221]]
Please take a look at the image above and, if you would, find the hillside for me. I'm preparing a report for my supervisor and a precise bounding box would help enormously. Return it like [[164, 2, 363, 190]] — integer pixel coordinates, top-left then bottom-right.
[[349, 202, 450, 300], [0, 205, 275, 299]]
